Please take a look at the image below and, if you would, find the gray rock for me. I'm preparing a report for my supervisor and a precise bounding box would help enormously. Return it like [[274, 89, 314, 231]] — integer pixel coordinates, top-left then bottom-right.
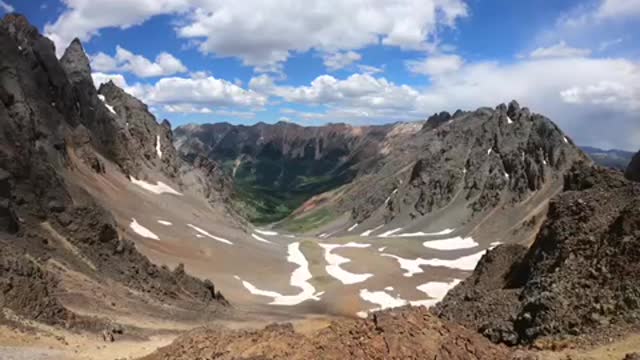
[[625, 150, 640, 182]]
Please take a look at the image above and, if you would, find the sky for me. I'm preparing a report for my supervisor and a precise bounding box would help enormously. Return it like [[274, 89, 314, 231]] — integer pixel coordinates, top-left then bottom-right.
[[3, 0, 640, 150]]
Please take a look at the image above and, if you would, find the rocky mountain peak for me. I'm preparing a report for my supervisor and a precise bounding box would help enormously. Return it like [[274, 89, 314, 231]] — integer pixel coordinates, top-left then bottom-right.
[[625, 150, 640, 182], [60, 37, 92, 84]]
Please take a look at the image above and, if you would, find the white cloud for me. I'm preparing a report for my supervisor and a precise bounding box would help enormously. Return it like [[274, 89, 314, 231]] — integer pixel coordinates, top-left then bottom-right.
[[598, 38, 623, 51], [596, 0, 640, 19], [143, 75, 267, 108], [322, 51, 362, 71], [357, 64, 385, 75], [406, 54, 464, 76], [47, 0, 468, 68], [44, 0, 190, 56], [529, 41, 592, 59], [91, 46, 187, 78], [257, 73, 419, 112], [561, 81, 639, 110], [0, 0, 14, 13], [163, 104, 212, 114]]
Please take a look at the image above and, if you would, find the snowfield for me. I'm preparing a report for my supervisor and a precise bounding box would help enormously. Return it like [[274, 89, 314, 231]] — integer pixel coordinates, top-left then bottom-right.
[[129, 218, 159, 240], [187, 224, 233, 245], [237, 242, 323, 306], [320, 242, 373, 285], [422, 236, 479, 251], [130, 177, 182, 196]]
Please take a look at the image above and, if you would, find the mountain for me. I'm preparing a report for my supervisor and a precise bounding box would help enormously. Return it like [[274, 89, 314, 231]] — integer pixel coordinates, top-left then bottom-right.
[[273, 102, 588, 243], [435, 163, 640, 346], [0, 14, 230, 334], [174, 121, 414, 223], [581, 146, 635, 170]]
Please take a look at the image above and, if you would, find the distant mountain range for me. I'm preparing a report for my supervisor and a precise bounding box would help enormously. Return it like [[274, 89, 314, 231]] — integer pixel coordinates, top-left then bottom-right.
[[581, 146, 635, 170]]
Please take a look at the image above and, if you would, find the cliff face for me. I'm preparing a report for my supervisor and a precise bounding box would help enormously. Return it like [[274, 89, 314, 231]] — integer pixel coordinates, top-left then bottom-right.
[[436, 163, 640, 345]]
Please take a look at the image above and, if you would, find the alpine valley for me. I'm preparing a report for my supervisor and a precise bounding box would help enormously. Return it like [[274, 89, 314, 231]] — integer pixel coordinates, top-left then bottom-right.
[[1, 12, 640, 360]]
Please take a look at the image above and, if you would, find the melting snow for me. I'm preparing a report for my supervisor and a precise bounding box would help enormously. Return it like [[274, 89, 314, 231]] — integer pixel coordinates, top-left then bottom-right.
[[383, 247, 489, 275], [156, 135, 163, 159], [252, 233, 273, 244], [422, 236, 479, 251], [98, 94, 116, 114], [359, 289, 407, 311], [236, 242, 323, 305], [378, 228, 403, 237], [395, 228, 455, 237], [487, 148, 493, 155], [187, 224, 233, 245], [347, 223, 359, 232], [255, 229, 278, 236], [157, 220, 172, 226], [507, 116, 514, 124], [130, 177, 182, 196], [378, 247, 387, 252], [360, 224, 383, 236], [410, 279, 462, 308], [320, 242, 373, 285], [129, 218, 159, 240]]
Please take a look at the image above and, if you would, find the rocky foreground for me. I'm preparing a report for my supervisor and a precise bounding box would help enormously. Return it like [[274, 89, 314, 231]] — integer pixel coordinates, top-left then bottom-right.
[[140, 306, 511, 360]]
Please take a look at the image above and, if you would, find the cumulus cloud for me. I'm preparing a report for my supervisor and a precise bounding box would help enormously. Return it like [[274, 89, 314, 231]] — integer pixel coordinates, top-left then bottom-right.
[[406, 54, 464, 76], [529, 41, 592, 59], [596, 0, 640, 19], [0, 0, 14, 13], [91, 46, 187, 78], [561, 81, 639, 110], [323, 51, 362, 71], [44, 0, 190, 56], [47, 0, 468, 67]]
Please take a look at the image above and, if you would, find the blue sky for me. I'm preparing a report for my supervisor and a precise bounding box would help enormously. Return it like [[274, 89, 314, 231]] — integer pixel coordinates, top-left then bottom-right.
[[3, 0, 640, 150]]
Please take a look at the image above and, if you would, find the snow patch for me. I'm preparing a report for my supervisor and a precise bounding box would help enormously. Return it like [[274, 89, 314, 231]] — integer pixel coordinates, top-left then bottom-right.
[[378, 247, 387, 252], [395, 228, 455, 237], [410, 279, 462, 307], [252, 233, 273, 244], [385, 286, 394, 291], [504, 172, 510, 179], [378, 228, 403, 237], [360, 224, 383, 236], [487, 148, 493, 155], [347, 223, 359, 232], [195, 234, 204, 238], [381, 254, 430, 277], [156, 135, 163, 159], [187, 224, 233, 245], [98, 94, 116, 114], [236, 242, 323, 305], [129, 219, 159, 240], [255, 229, 278, 236], [422, 249, 489, 271], [157, 220, 172, 226], [130, 177, 182, 196], [422, 236, 479, 251], [564, 136, 569, 144], [320, 242, 373, 285], [507, 115, 513, 124], [359, 289, 407, 311]]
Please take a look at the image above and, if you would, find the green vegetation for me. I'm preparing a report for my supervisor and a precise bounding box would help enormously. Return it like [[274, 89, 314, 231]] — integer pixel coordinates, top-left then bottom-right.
[[278, 208, 336, 233], [228, 158, 353, 225]]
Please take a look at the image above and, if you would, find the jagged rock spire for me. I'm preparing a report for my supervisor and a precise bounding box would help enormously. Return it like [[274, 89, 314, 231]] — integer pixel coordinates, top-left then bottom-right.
[[60, 37, 92, 85]]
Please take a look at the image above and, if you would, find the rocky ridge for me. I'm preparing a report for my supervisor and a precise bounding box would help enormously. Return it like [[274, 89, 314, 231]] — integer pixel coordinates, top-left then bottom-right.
[[435, 162, 640, 345], [0, 13, 228, 328]]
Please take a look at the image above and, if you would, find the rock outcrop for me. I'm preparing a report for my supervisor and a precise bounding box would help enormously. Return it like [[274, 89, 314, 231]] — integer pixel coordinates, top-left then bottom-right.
[[140, 306, 511, 360], [435, 163, 640, 345], [625, 150, 640, 182]]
